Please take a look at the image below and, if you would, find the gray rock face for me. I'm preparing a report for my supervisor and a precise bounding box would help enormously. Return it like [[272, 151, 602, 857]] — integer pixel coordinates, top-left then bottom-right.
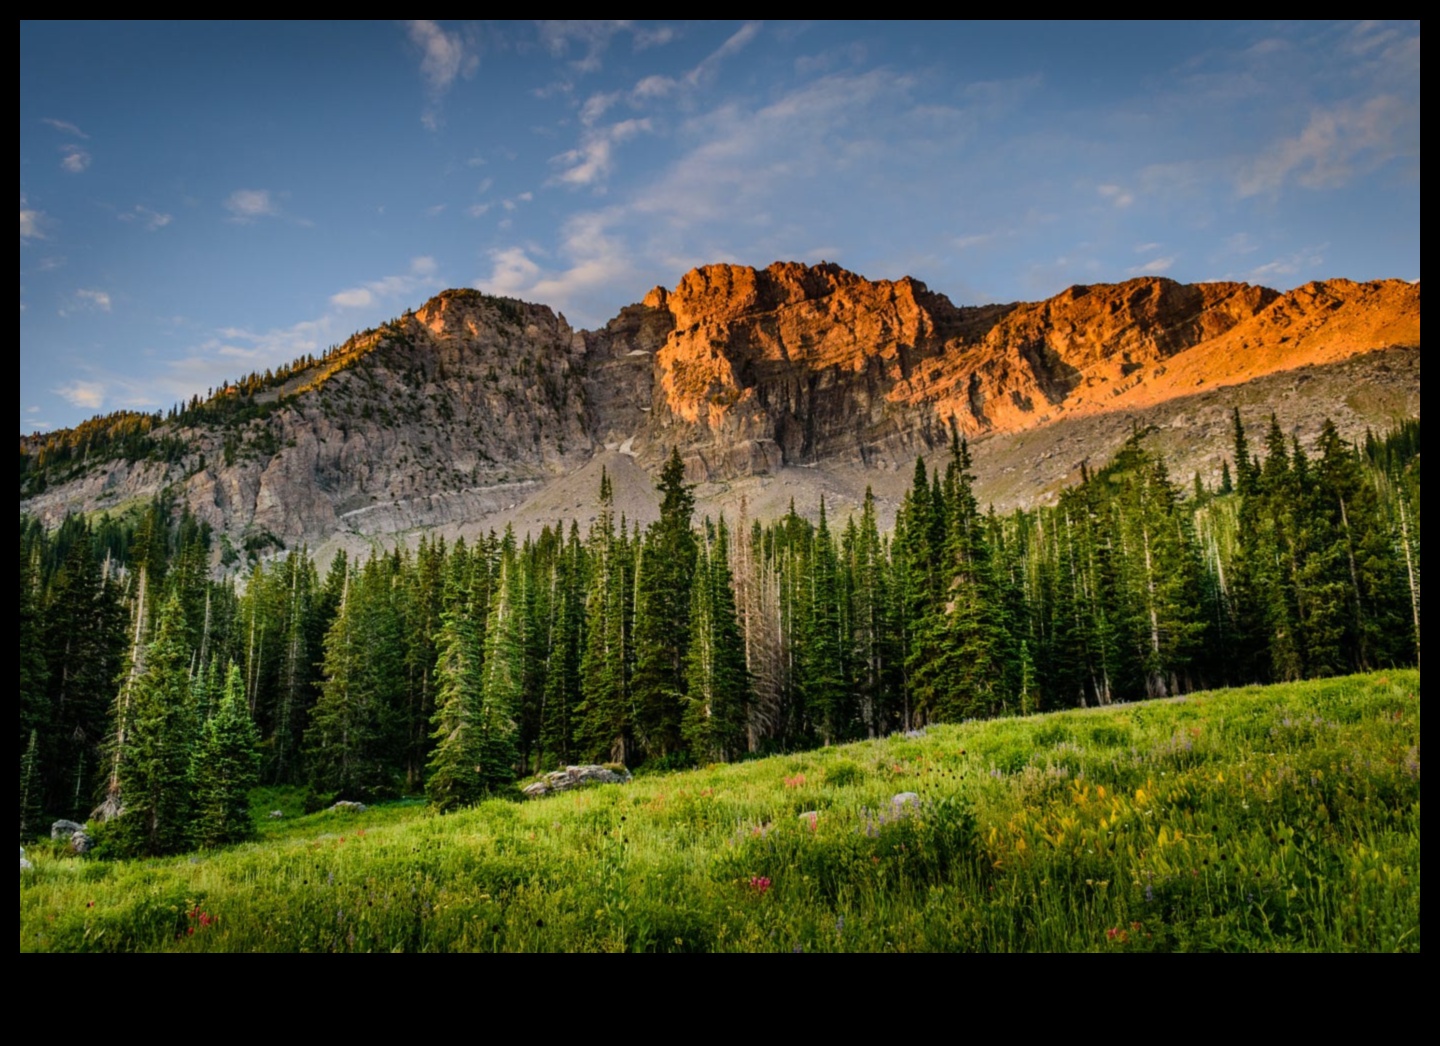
[[329, 800, 367, 813], [50, 819, 84, 841], [522, 764, 632, 798], [69, 830, 94, 854]]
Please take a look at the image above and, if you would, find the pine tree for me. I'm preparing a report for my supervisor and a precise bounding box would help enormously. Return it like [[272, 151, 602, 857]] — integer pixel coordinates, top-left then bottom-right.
[[191, 663, 262, 848], [632, 448, 698, 758], [475, 532, 523, 791], [111, 593, 198, 857], [425, 577, 488, 810], [576, 472, 636, 764], [683, 518, 750, 762]]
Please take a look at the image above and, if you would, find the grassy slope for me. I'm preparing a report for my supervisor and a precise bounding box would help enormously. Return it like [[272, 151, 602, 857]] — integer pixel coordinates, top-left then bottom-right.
[[20, 671, 1419, 953]]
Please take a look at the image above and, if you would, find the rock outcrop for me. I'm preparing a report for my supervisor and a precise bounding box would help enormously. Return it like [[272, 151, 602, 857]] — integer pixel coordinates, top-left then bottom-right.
[[521, 764, 632, 798]]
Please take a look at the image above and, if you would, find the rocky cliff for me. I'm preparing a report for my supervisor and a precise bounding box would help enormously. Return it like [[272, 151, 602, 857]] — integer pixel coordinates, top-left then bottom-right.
[[19, 264, 1420, 560]]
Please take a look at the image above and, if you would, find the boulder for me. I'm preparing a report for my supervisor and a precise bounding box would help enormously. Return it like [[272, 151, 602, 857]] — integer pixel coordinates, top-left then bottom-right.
[[50, 819, 84, 841], [891, 792, 922, 814], [69, 830, 94, 854], [329, 800, 367, 813], [269, 810, 285, 819], [20, 846, 32, 872], [522, 764, 632, 798]]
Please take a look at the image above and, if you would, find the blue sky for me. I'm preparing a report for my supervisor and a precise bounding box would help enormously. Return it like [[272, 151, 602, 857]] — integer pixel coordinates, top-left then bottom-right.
[[20, 20, 1419, 434]]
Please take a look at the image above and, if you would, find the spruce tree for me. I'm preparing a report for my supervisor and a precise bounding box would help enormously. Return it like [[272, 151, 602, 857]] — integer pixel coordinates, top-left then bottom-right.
[[112, 593, 198, 857], [475, 532, 523, 791], [632, 448, 698, 758], [191, 663, 262, 848], [425, 578, 488, 810], [683, 518, 750, 762]]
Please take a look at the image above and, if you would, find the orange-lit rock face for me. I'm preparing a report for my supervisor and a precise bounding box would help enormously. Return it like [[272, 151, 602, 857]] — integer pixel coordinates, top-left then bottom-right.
[[639, 263, 1418, 477]]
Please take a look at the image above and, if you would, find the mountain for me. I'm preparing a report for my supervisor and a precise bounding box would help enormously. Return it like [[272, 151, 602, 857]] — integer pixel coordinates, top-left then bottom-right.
[[20, 263, 1420, 563]]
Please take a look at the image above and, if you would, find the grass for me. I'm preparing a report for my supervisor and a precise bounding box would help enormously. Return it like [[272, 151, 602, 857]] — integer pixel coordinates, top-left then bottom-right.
[[19, 670, 1419, 952]]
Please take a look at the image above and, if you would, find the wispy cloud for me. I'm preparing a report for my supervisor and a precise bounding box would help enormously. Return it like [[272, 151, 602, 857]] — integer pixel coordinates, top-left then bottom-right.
[[479, 208, 634, 315], [60, 145, 92, 173], [537, 21, 676, 75], [41, 117, 89, 138], [406, 20, 478, 130], [20, 196, 44, 241], [329, 256, 443, 310], [56, 380, 106, 409], [78, 289, 112, 311], [224, 189, 280, 222], [551, 118, 652, 188], [1127, 256, 1176, 276], [118, 205, 173, 231], [1238, 94, 1416, 197], [1096, 184, 1134, 208], [1237, 245, 1327, 282], [622, 21, 762, 101]]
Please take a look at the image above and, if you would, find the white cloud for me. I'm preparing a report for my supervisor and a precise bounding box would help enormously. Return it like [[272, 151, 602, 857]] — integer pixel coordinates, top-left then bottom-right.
[[466, 203, 492, 218], [118, 205, 173, 231], [330, 288, 373, 308], [683, 22, 762, 89], [1238, 94, 1416, 197], [224, 189, 280, 222], [479, 247, 543, 296], [632, 26, 676, 51], [41, 117, 88, 138], [625, 20, 760, 101], [75, 289, 112, 311], [579, 91, 620, 126], [1096, 184, 1134, 208], [60, 145, 92, 173], [552, 118, 652, 187], [424, 204, 447, 217], [407, 20, 469, 92], [1127, 256, 1176, 276], [406, 20, 478, 129], [1240, 246, 1327, 282], [329, 257, 443, 309], [478, 209, 635, 322], [20, 198, 44, 241], [56, 380, 106, 409], [1133, 242, 1163, 254]]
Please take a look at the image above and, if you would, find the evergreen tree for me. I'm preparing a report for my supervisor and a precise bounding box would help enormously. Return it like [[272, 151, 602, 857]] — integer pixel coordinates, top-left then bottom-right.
[[425, 576, 488, 810], [683, 517, 750, 762], [475, 531, 523, 791], [632, 448, 698, 758], [191, 663, 262, 848], [111, 593, 198, 857], [576, 472, 636, 763]]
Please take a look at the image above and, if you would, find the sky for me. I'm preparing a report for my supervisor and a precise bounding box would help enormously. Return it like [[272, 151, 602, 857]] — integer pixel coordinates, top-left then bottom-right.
[[20, 20, 1419, 434]]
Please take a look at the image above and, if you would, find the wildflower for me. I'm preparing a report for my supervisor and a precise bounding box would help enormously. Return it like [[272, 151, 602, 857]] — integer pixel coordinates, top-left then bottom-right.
[[748, 876, 772, 895]]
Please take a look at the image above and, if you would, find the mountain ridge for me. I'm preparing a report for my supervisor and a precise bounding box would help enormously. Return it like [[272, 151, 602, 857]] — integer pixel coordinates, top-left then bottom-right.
[[20, 262, 1420, 563]]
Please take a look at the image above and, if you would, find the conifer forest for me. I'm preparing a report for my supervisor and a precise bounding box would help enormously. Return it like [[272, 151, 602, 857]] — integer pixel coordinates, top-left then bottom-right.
[[18, 415, 1421, 857]]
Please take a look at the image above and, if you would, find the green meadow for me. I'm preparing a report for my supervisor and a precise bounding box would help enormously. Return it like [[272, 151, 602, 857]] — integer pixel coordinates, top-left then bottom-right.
[[20, 670, 1419, 952]]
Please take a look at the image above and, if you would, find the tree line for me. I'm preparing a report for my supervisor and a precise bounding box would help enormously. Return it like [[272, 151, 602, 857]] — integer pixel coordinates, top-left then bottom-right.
[[19, 416, 1420, 853]]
